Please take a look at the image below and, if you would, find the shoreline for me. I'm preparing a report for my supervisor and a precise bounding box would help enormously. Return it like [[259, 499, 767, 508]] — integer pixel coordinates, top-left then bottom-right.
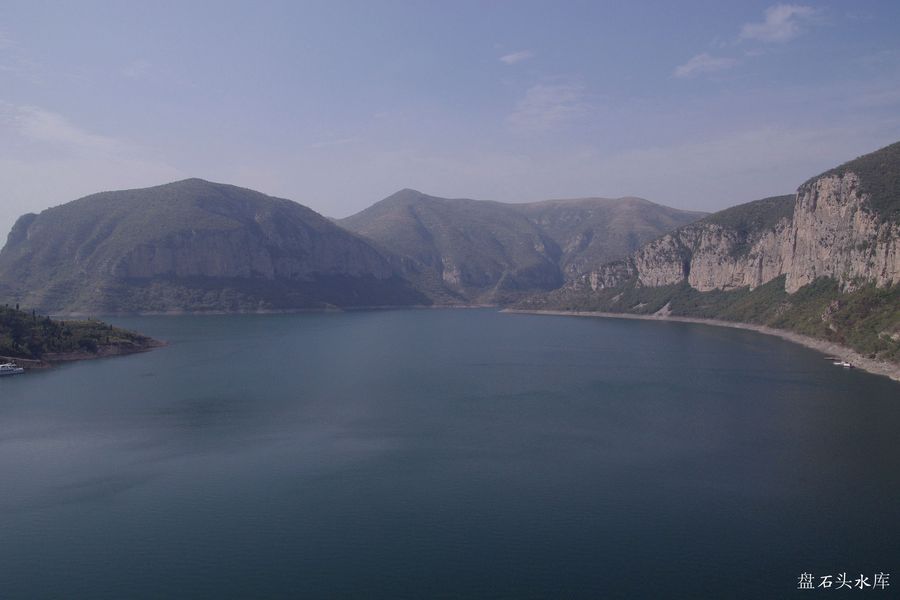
[[54, 303, 498, 318], [503, 309, 900, 383], [2, 339, 166, 371], [16, 306, 898, 383]]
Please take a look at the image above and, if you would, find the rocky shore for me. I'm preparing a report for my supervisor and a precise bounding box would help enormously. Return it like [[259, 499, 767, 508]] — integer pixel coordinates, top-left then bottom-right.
[[0, 338, 165, 371]]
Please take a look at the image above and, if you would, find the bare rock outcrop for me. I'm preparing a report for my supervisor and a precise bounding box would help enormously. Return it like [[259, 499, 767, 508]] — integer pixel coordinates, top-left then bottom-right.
[[784, 173, 900, 292], [578, 167, 899, 296]]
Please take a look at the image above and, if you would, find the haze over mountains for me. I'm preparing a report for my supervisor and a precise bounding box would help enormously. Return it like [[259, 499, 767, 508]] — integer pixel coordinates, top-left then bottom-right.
[[1, 138, 897, 367], [340, 189, 703, 303], [0, 182, 703, 312]]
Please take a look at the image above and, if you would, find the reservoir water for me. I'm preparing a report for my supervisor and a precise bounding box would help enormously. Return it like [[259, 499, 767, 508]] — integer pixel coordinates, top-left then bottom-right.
[[1, 309, 898, 598]]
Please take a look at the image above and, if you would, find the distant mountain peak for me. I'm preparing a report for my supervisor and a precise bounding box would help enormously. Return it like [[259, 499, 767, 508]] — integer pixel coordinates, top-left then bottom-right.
[[340, 189, 705, 303], [383, 188, 433, 203], [164, 177, 218, 187]]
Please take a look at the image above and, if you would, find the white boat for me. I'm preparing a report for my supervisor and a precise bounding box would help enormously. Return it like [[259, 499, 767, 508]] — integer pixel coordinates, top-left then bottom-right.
[[0, 362, 25, 376], [832, 360, 853, 368]]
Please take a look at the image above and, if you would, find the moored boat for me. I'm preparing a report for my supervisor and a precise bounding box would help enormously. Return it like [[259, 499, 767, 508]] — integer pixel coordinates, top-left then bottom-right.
[[0, 362, 25, 376]]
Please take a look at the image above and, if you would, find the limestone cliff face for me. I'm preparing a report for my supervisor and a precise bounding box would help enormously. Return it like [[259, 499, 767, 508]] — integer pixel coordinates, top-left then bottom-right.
[[588, 260, 635, 291], [626, 218, 793, 292], [688, 222, 793, 292], [784, 173, 900, 292], [583, 172, 900, 295]]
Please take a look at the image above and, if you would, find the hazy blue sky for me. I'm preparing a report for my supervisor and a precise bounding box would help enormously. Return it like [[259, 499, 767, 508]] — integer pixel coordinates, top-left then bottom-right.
[[2, 1, 900, 238]]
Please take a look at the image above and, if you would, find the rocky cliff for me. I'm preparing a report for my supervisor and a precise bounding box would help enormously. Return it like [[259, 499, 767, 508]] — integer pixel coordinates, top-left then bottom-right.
[[579, 142, 900, 296], [616, 195, 797, 292], [529, 141, 900, 364], [784, 172, 900, 292]]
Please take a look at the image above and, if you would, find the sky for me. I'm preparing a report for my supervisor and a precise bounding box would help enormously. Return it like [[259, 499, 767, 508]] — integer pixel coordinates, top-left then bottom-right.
[[2, 0, 900, 239]]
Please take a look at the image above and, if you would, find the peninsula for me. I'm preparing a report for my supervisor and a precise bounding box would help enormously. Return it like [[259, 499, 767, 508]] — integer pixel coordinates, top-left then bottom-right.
[[0, 305, 161, 369]]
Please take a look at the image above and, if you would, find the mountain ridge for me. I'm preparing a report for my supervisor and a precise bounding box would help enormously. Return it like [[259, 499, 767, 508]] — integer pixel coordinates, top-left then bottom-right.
[[340, 189, 705, 303]]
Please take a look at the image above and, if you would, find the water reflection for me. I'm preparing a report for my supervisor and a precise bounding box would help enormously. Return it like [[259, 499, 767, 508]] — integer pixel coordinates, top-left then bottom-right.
[[0, 310, 897, 599]]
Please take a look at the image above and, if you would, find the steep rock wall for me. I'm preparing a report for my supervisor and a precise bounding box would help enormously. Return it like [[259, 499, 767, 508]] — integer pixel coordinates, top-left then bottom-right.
[[584, 171, 899, 294], [784, 173, 900, 292]]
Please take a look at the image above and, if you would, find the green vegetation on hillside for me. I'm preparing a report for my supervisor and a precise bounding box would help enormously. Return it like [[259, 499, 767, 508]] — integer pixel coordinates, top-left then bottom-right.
[[534, 276, 900, 363], [0, 305, 155, 360], [816, 140, 900, 223], [518, 141, 900, 364], [339, 188, 704, 303], [702, 194, 795, 234], [0, 178, 426, 313], [696, 194, 795, 258]]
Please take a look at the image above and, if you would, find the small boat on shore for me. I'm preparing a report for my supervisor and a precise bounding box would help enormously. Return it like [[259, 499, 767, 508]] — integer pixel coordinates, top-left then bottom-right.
[[0, 362, 25, 376], [832, 360, 853, 368]]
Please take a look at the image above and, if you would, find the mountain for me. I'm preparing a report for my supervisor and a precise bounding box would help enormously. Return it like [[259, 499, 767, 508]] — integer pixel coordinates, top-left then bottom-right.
[[526, 141, 900, 363], [340, 189, 704, 303], [340, 189, 562, 304], [0, 179, 426, 313], [510, 196, 707, 277]]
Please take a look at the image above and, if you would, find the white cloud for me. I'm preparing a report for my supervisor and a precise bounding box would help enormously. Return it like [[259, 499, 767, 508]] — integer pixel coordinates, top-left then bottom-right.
[[9, 105, 121, 154], [499, 50, 535, 65], [506, 83, 589, 133], [740, 4, 816, 43], [673, 53, 739, 78]]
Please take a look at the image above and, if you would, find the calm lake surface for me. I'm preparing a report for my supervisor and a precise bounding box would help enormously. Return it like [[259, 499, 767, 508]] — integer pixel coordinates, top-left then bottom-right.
[[1, 309, 898, 599]]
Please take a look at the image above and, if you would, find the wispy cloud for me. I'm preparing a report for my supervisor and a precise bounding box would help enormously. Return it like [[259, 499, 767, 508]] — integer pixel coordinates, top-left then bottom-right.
[[248, 121, 900, 220], [307, 136, 360, 149], [122, 59, 152, 80], [673, 53, 738, 79], [0, 30, 43, 84], [0, 30, 14, 50], [8, 104, 121, 155], [856, 49, 900, 71], [499, 50, 535, 65], [739, 4, 817, 43], [0, 102, 182, 237], [506, 83, 588, 133], [673, 5, 816, 80]]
